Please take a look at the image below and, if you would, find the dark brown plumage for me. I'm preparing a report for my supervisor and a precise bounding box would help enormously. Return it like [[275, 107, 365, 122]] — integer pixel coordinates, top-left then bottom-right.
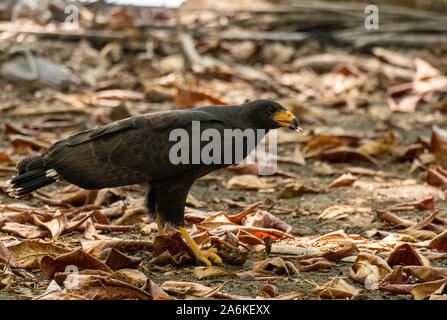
[[8, 99, 299, 265]]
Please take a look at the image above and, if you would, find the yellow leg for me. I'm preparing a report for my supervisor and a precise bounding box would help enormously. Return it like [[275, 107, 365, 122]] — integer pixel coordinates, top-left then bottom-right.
[[156, 215, 163, 234], [178, 226, 222, 266], [156, 204, 164, 235]]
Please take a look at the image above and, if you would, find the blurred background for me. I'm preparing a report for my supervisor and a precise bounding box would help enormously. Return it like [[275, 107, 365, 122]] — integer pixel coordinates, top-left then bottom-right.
[[0, 0, 446, 116]]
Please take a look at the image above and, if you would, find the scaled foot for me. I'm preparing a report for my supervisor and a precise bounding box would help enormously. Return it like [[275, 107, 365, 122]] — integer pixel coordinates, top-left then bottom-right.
[[194, 247, 222, 266], [178, 226, 222, 266]]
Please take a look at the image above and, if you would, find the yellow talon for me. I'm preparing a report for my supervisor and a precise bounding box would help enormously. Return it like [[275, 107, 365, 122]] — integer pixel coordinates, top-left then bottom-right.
[[156, 204, 164, 235], [178, 226, 222, 266]]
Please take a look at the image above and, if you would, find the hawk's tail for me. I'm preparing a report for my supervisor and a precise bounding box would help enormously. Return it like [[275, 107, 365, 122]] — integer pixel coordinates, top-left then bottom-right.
[[7, 156, 59, 198]]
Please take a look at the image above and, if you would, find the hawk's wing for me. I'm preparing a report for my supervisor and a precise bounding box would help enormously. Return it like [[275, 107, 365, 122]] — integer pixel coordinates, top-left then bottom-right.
[[43, 109, 223, 189]]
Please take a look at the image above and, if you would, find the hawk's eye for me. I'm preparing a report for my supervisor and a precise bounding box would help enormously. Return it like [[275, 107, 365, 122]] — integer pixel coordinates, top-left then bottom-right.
[[267, 106, 276, 114]]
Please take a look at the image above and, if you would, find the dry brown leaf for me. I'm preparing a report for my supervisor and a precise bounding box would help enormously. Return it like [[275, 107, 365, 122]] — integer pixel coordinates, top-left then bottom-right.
[[378, 266, 408, 286], [160, 281, 231, 299], [66, 274, 151, 300], [259, 284, 279, 298], [112, 207, 146, 225], [387, 243, 430, 267], [303, 136, 346, 158], [297, 257, 335, 272], [429, 282, 447, 300], [7, 240, 70, 269], [81, 239, 154, 257], [329, 173, 357, 189], [404, 266, 447, 282], [414, 57, 441, 81], [35, 189, 100, 207], [429, 229, 447, 251], [320, 147, 379, 166], [243, 210, 292, 234], [227, 163, 300, 179], [38, 292, 89, 300], [143, 279, 172, 300], [0, 266, 15, 289], [389, 196, 435, 211], [0, 241, 19, 267], [254, 244, 322, 256], [175, 86, 228, 109], [322, 247, 358, 261], [376, 210, 413, 227], [310, 230, 369, 249], [387, 95, 422, 113], [313, 277, 361, 299], [194, 266, 235, 280], [94, 89, 144, 101], [0, 151, 14, 165], [31, 211, 66, 240], [427, 168, 447, 189], [153, 231, 189, 257], [399, 144, 425, 161], [218, 224, 291, 242], [227, 202, 263, 224], [186, 194, 206, 208], [358, 132, 397, 156], [319, 205, 371, 220], [272, 292, 303, 300], [372, 47, 413, 69], [411, 279, 447, 300], [83, 219, 96, 240], [346, 166, 394, 178], [422, 251, 447, 261], [277, 145, 306, 166], [349, 253, 392, 288], [9, 134, 53, 151], [251, 257, 298, 277], [277, 182, 320, 199], [103, 248, 142, 270], [431, 125, 447, 167], [2, 222, 50, 239], [227, 174, 279, 190], [110, 269, 148, 287], [40, 248, 113, 279], [198, 212, 239, 230], [399, 229, 437, 241], [149, 250, 191, 266]]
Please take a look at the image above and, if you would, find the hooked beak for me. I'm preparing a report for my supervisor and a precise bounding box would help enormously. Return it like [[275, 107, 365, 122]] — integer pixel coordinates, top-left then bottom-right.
[[273, 110, 301, 131]]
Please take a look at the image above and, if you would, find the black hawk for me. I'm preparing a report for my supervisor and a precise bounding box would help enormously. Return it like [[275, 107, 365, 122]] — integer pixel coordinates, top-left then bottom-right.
[[7, 99, 299, 265]]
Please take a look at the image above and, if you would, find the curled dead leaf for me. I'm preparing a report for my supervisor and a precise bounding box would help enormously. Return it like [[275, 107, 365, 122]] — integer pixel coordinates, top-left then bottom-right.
[[194, 266, 235, 280], [349, 253, 392, 288], [7, 240, 70, 269], [227, 174, 279, 190], [429, 229, 447, 252], [314, 277, 362, 299], [40, 248, 113, 279], [387, 243, 430, 267], [243, 210, 292, 234], [431, 125, 447, 167], [303, 136, 346, 158], [320, 147, 379, 166], [319, 206, 371, 220], [103, 248, 142, 270], [329, 173, 357, 189], [277, 182, 320, 199]]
